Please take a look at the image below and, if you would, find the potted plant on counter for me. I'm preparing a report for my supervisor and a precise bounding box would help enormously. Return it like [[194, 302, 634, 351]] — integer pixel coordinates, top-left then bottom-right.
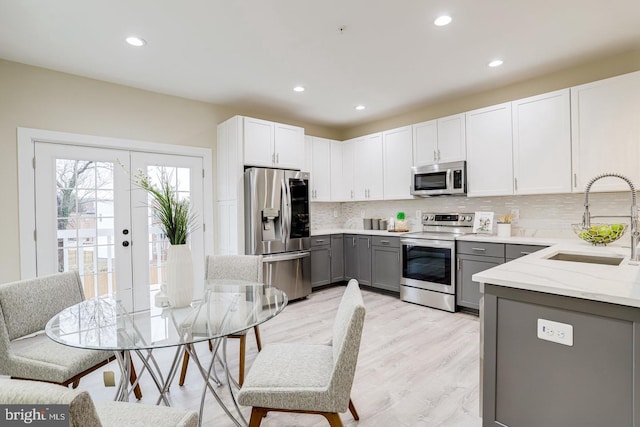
[[497, 213, 514, 237]]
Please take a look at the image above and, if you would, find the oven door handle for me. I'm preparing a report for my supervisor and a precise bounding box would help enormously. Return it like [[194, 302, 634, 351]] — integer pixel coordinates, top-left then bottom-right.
[[401, 238, 454, 249]]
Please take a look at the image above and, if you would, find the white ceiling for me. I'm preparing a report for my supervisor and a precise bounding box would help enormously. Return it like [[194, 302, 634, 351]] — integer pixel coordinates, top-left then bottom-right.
[[1, 0, 639, 129]]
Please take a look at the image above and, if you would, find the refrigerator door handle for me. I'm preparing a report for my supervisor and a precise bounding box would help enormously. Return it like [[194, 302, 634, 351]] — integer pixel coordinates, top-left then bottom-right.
[[263, 251, 310, 262], [281, 177, 289, 244]]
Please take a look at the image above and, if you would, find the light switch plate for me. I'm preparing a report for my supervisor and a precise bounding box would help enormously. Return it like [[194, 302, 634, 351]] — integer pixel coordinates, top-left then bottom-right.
[[537, 318, 573, 346]]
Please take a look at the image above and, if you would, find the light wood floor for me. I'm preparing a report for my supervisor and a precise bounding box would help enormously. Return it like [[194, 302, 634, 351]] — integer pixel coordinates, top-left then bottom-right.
[[80, 285, 482, 426]]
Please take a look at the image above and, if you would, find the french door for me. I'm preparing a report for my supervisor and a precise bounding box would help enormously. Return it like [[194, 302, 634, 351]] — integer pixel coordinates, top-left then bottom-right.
[[34, 142, 204, 311]]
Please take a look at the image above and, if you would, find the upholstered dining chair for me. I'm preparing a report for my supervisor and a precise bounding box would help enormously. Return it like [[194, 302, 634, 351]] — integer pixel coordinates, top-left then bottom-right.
[[0, 378, 197, 427], [178, 254, 263, 387], [237, 279, 366, 427], [0, 271, 141, 398]]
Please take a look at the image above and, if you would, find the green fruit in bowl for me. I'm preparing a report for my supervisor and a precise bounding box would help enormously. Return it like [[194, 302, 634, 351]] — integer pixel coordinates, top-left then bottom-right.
[[611, 223, 624, 232], [598, 226, 611, 236]]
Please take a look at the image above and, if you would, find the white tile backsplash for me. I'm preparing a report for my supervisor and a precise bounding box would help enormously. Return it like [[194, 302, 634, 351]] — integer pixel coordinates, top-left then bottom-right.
[[311, 192, 638, 238]]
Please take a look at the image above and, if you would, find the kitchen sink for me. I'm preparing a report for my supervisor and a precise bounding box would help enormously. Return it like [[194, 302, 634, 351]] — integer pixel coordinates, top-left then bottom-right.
[[546, 252, 624, 266]]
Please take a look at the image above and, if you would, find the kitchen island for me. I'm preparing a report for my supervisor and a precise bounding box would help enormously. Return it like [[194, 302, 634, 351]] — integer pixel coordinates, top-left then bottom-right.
[[474, 243, 640, 427]]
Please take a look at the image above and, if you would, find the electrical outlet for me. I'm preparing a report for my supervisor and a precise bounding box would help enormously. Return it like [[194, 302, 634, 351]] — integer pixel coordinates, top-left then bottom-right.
[[537, 318, 573, 346], [360, 209, 365, 218], [333, 208, 338, 218], [510, 208, 520, 220]]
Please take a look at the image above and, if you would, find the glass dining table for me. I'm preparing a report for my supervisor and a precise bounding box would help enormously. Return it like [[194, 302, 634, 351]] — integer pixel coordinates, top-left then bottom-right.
[[45, 279, 288, 427]]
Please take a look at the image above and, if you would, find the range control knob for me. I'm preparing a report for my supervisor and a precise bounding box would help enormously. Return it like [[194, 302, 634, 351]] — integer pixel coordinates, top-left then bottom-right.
[[428, 215, 435, 221], [464, 215, 472, 222]]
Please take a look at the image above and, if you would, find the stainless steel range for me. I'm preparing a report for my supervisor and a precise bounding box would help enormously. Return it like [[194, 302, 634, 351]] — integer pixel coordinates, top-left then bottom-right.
[[400, 213, 475, 312]]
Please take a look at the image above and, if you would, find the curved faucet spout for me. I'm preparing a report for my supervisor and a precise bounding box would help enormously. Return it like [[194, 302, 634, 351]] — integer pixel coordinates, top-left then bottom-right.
[[583, 173, 639, 263]]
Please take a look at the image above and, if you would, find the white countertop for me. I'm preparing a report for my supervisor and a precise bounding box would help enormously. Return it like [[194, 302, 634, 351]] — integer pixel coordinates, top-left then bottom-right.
[[311, 228, 411, 237], [473, 242, 640, 308]]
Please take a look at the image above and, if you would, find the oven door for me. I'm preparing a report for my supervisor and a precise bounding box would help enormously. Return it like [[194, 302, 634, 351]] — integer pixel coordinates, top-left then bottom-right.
[[400, 238, 455, 294]]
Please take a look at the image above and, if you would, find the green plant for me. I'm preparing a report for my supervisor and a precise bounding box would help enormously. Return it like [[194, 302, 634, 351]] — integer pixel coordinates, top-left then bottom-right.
[[135, 169, 197, 245], [397, 212, 405, 220]]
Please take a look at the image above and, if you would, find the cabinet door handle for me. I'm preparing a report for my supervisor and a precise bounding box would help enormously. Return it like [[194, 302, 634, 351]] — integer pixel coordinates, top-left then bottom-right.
[[351, 190, 354, 199], [276, 153, 279, 164], [368, 238, 371, 249], [352, 237, 355, 247], [457, 258, 461, 270], [437, 149, 441, 161], [433, 150, 437, 161], [380, 240, 390, 244], [471, 247, 486, 252], [315, 239, 325, 243], [398, 252, 400, 262], [514, 177, 518, 192], [574, 173, 577, 188], [272, 153, 275, 163]]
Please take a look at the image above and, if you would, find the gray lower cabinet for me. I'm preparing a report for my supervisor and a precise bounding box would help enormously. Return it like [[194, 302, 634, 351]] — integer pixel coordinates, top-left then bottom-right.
[[371, 236, 400, 292], [331, 234, 344, 282], [456, 241, 506, 311], [457, 254, 504, 310], [356, 235, 372, 286], [344, 234, 357, 280], [483, 285, 638, 427], [310, 235, 331, 288], [456, 241, 547, 311]]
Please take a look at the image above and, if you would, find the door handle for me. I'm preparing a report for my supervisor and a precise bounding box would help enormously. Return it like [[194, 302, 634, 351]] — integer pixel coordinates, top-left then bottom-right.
[[471, 247, 486, 252]]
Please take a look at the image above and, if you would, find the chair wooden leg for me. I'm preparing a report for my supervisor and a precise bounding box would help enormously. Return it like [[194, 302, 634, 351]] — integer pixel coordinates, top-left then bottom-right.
[[253, 326, 262, 351], [71, 379, 80, 389], [208, 339, 213, 352], [248, 407, 268, 427], [178, 345, 191, 386], [348, 398, 359, 420], [322, 412, 344, 427], [239, 335, 246, 386], [130, 360, 143, 399]]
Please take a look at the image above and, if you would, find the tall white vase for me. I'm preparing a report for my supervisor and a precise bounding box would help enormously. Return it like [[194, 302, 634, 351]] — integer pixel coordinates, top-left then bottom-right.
[[165, 244, 194, 308]]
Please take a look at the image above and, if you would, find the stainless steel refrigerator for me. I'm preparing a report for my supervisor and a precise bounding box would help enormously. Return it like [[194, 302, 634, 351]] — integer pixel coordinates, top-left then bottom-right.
[[244, 167, 311, 300]]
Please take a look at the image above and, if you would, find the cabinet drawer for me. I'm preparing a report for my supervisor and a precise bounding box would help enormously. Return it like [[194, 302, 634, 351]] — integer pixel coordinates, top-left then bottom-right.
[[506, 244, 547, 260], [311, 235, 331, 247], [457, 241, 504, 258], [372, 235, 400, 248]]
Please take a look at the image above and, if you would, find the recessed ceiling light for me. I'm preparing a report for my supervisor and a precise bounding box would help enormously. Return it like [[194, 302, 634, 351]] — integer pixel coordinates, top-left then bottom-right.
[[125, 36, 146, 47], [355, 105, 366, 111], [488, 59, 504, 67], [434, 15, 452, 26], [293, 86, 305, 92]]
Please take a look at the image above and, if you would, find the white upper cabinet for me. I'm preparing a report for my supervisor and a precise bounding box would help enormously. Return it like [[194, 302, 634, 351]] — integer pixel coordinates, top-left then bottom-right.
[[466, 103, 514, 197], [243, 117, 305, 170], [383, 126, 413, 199], [354, 133, 384, 200], [413, 120, 438, 166], [512, 89, 571, 195], [309, 136, 332, 201], [274, 122, 305, 169], [437, 113, 466, 163], [571, 70, 640, 193], [342, 139, 357, 201], [330, 141, 344, 202], [413, 113, 466, 166], [303, 135, 313, 173]]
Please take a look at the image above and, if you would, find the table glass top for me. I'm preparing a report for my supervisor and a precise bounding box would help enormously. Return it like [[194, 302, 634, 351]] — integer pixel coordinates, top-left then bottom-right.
[[45, 280, 287, 351]]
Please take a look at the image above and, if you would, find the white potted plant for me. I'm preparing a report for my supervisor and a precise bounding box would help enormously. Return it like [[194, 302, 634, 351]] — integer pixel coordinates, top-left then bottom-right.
[[136, 169, 197, 307], [497, 213, 514, 238]]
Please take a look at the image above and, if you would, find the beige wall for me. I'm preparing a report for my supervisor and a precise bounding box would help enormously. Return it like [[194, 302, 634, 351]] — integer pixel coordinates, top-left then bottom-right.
[[0, 59, 337, 283], [342, 47, 640, 139]]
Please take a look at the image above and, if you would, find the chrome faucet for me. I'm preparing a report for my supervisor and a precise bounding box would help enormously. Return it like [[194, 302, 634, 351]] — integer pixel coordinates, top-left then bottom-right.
[[582, 173, 640, 263]]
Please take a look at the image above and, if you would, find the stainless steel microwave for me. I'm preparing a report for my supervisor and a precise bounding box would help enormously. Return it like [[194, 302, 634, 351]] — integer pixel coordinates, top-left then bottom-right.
[[411, 161, 466, 196]]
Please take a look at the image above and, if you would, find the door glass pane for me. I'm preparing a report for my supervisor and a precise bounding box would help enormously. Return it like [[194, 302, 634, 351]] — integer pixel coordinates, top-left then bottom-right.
[[55, 159, 117, 298], [402, 245, 451, 285]]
